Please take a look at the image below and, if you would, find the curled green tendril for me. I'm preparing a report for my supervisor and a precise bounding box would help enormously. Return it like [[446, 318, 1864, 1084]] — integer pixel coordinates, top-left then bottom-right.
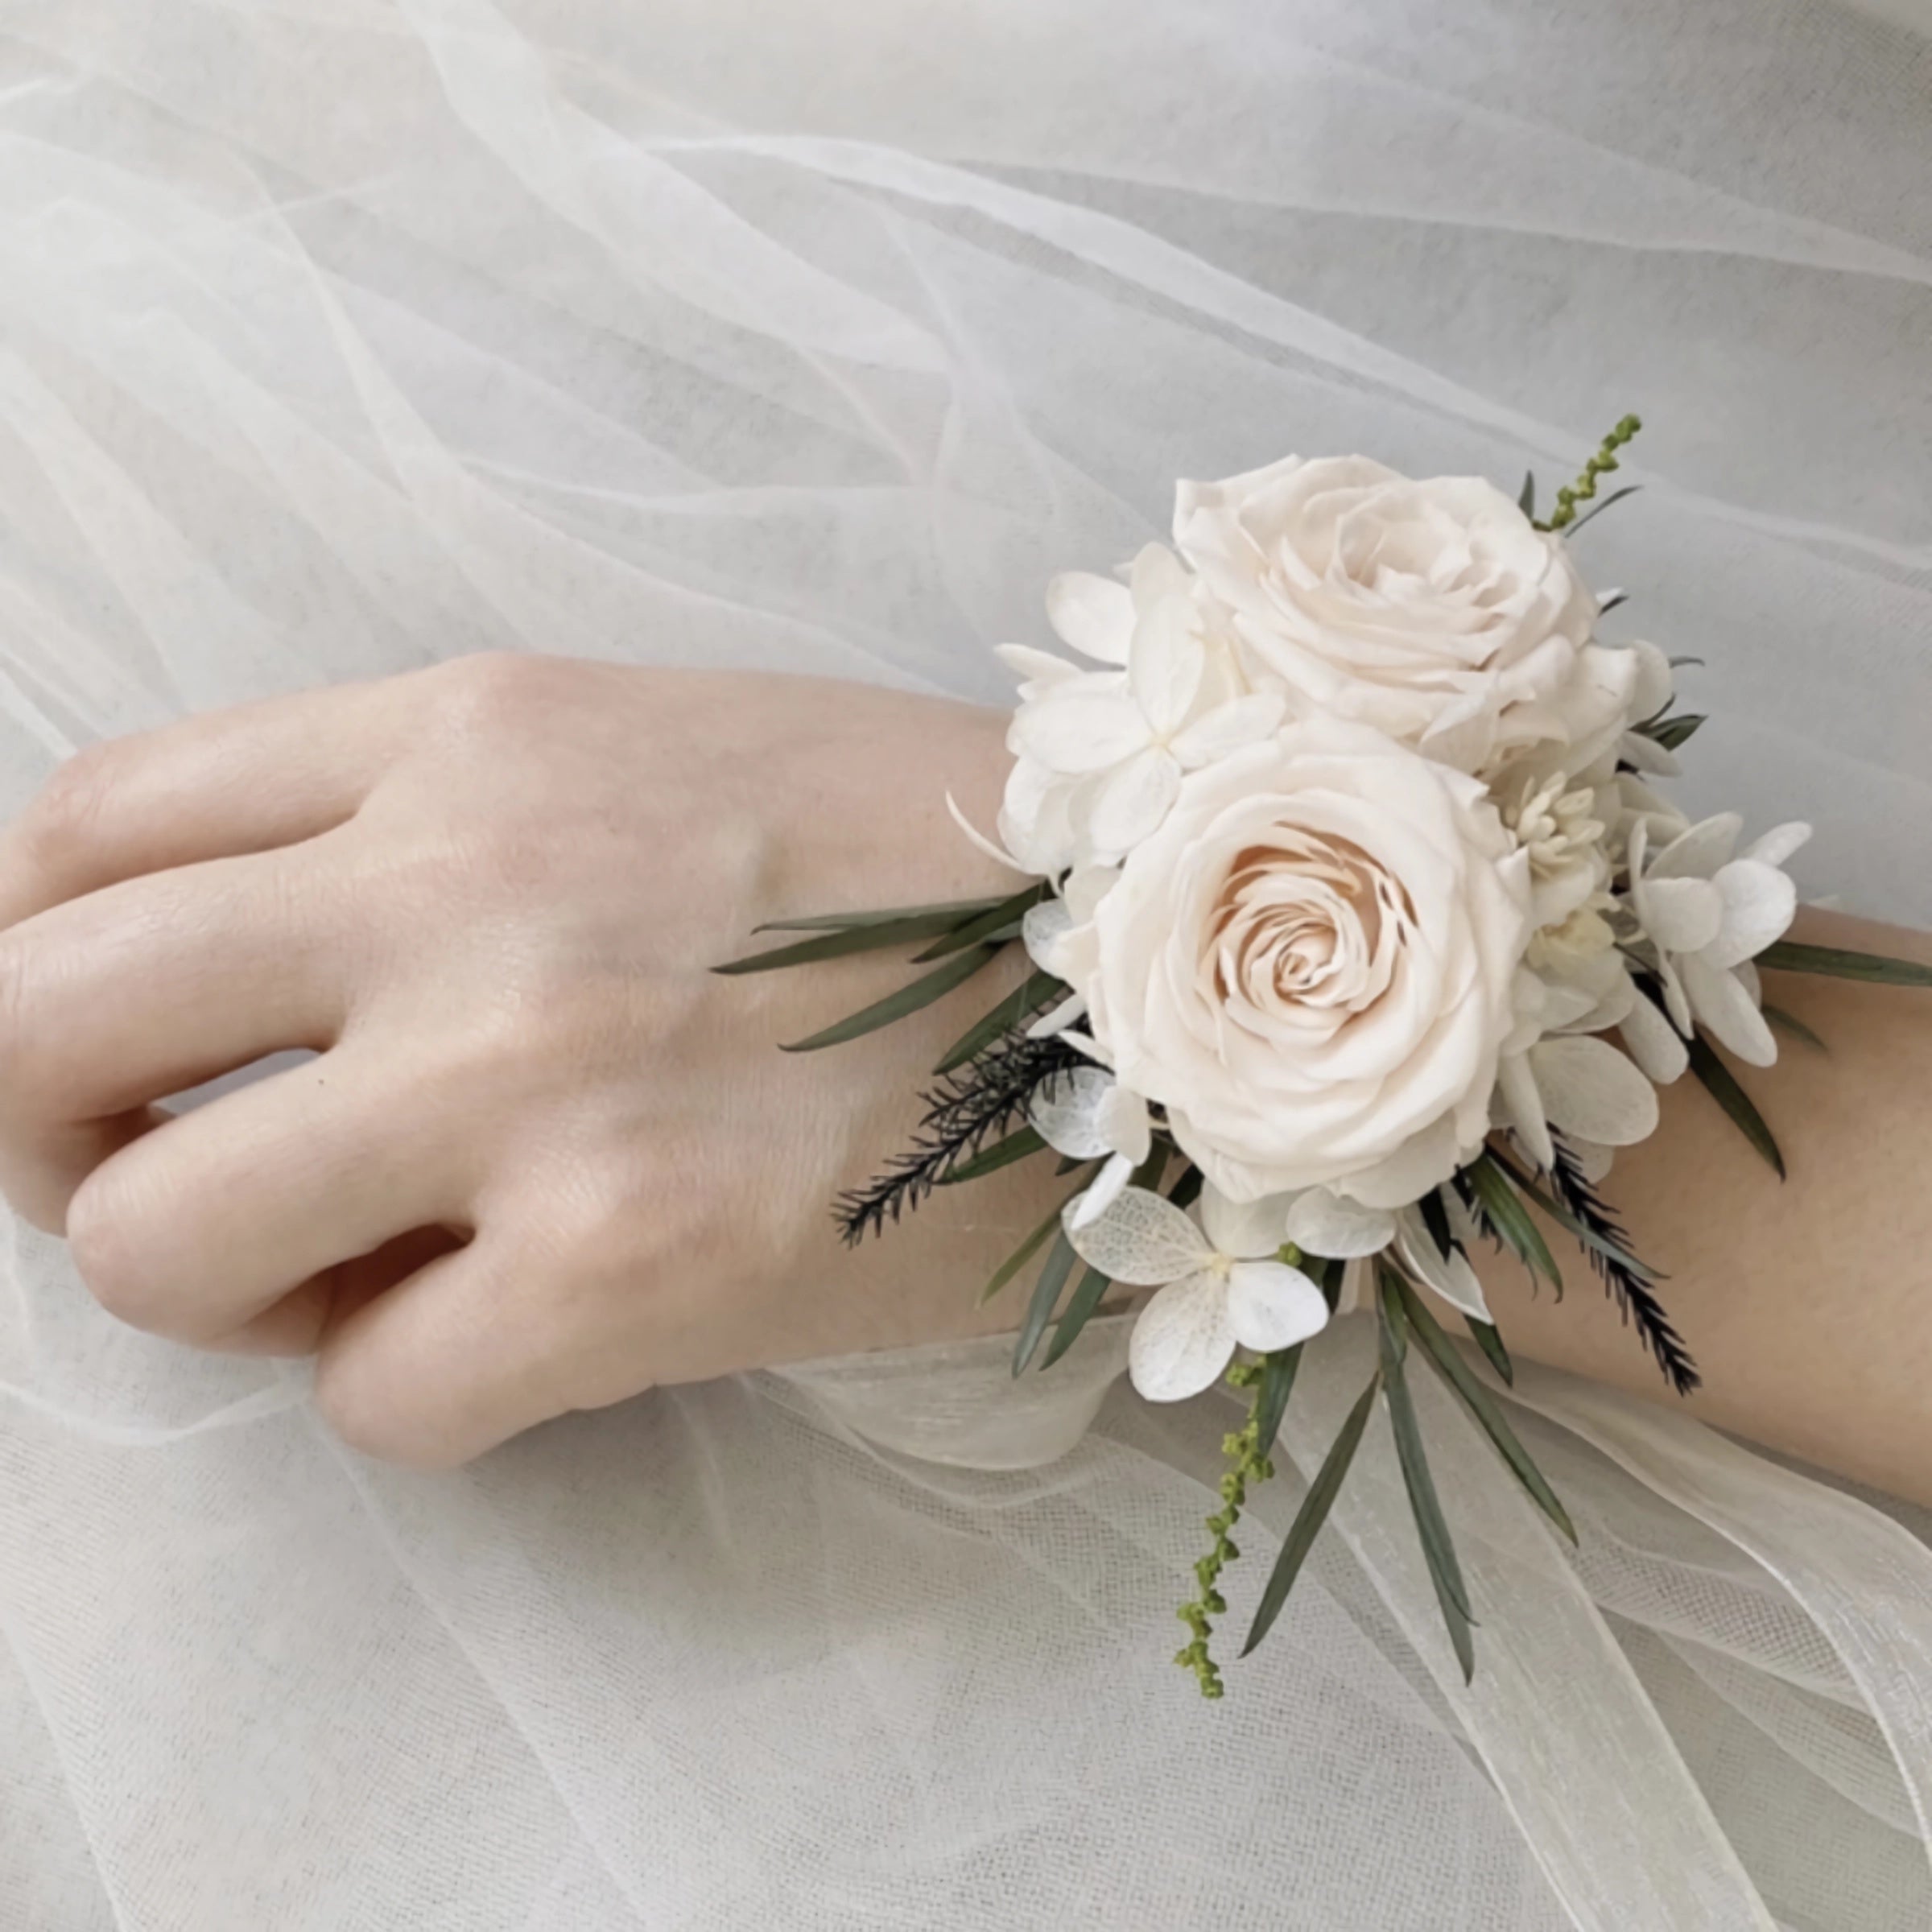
[[1174, 1356, 1277, 1699], [1545, 412, 1642, 532]]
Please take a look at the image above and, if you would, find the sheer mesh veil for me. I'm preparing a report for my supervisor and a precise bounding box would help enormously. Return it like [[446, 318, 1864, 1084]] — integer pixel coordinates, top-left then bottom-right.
[[0, 2, 1929, 1926]]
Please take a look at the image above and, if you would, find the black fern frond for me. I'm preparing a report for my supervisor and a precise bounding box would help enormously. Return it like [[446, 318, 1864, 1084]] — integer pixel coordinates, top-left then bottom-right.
[[1547, 1133, 1701, 1397], [833, 1030, 1087, 1245]]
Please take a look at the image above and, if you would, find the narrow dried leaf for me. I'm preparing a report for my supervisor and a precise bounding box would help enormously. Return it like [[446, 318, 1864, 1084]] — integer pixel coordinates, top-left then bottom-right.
[[1041, 1262, 1114, 1368], [980, 1197, 1065, 1305], [1563, 483, 1641, 535], [1466, 1317, 1514, 1386], [1378, 1279, 1477, 1681], [1395, 1276, 1575, 1543], [1686, 1034, 1785, 1179], [914, 881, 1050, 960], [754, 894, 1009, 934], [1763, 1004, 1827, 1053], [717, 913, 987, 974], [781, 943, 1000, 1052], [1241, 1373, 1380, 1657], [1465, 1155, 1563, 1290], [1756, 941, 1932, 989], [1644, 713, 1706, 752], [935, 970, 1065, 1074], [943, 1125, 1048, 1186], [1252, 1346, 1302, 1456], [1013, 1232, 1080, 1375]]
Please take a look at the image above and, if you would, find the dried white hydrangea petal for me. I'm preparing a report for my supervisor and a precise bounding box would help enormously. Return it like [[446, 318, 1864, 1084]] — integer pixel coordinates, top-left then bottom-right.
[[1127, 1272, 1236, 1402], [1063, 1186, 1209, 1286]]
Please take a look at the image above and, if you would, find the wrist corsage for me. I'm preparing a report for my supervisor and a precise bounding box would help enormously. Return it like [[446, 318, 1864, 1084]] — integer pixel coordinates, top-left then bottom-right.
[[721, 419, 1932, 1695]]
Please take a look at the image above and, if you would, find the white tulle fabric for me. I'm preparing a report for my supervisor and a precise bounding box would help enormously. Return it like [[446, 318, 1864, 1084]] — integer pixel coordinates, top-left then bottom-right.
[[0, 1, 1929, 1925]]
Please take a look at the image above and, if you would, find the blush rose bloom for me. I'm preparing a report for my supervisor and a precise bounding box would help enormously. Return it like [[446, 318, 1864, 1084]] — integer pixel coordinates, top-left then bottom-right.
[[1174, 456, 1633, 776], [1065, 716, 1533, 1208]]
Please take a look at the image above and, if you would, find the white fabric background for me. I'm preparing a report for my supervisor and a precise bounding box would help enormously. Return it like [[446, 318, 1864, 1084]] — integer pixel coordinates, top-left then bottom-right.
[[0, 1, 1928, 1926]]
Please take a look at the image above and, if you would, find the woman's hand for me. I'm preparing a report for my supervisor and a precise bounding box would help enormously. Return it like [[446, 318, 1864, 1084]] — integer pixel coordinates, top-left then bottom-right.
[[0, 654, 1048, 1466]]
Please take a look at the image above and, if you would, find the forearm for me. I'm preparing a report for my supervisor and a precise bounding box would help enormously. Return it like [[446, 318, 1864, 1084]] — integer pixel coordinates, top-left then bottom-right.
[[1457, 907, 1932, 1504]]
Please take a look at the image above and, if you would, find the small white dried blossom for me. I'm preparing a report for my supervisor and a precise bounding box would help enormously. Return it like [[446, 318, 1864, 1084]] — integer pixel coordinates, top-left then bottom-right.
[[1499, 766, 1612, 933], [1064, 1184, 1328, 1402], [994, 544, 1282, 873], [1621, 814, 1810, 1071]]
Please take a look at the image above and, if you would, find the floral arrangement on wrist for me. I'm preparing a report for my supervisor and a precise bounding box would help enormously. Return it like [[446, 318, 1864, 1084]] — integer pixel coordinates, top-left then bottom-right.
[[721, 419, 1932, 1696]]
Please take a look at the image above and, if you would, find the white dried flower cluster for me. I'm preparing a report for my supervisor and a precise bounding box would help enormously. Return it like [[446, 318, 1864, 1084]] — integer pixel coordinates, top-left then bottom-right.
[[980, 453, 1808, 1401]]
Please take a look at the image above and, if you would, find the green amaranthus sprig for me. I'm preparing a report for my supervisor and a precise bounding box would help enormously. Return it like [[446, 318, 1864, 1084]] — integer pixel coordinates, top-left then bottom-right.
[[1542, 412, 1642, 532], [1175, 1354, 1276, 1698]]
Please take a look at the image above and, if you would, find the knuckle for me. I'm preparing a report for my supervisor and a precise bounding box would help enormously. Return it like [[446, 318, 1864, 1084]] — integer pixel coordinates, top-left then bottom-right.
[[427, 650, 556, 741]]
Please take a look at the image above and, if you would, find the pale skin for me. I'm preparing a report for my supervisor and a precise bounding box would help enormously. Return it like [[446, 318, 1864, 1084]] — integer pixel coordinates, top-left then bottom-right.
[[0, 653, 1925, 1495]]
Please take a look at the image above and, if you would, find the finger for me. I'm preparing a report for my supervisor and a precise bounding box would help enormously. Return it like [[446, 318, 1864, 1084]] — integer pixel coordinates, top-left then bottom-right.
[[0, 842, 357, 1129], [62, 1047, 480, 1348], [312, 1228, 605, 1468], [0, 669, 430, 931], [215, 1225, 470, 1358], [0, 1108, 163, 1236]]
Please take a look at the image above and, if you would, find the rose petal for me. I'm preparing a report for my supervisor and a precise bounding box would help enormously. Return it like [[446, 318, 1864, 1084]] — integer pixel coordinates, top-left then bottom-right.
[[1528, 1035, 1660, 1147], [1618, 989, 1690, 1084], [1679, 953, 1777, 1067], [1062, 865, 1117, 926], [1096, 1084, 1152, 1163], [1226, 1261, 1331, 1352], [1639, 875, 1724, 956], [1282, 1189, 1397, 1259], [1045, 572, 1133, 664], [1394, 1210, 1492, 1323], [1200, 1184, 1293, 1261], [1333, 1116, 1468, 1212], [1705, 859, 1798, 971], [1063, 1186, 1211, 1285], [1127, 1273, 1238, 1402]]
